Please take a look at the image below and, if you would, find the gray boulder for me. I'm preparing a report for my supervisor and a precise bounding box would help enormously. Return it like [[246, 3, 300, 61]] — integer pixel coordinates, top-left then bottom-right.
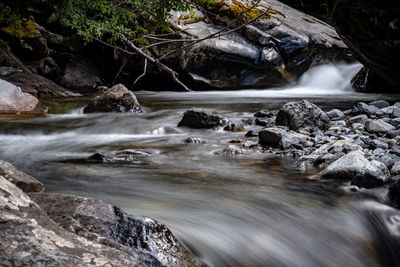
[[320, 151, 390, 188], [366, 119, 395, 133], [0, 79, 47, 114], [275, 100, 331, 130], [259, 127, 308, 149], [0, 160, 43, 193], [326, 109, 344, 119]]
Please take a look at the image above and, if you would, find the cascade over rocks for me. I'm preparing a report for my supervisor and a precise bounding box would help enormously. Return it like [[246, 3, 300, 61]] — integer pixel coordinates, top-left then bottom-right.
[[275, 100, 331, 130], [327, 0, 400, 93], [84, 84, 142, 113]]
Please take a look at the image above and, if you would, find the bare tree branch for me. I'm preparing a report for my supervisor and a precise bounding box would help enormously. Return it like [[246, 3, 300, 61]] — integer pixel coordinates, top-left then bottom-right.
[[134, 58, 148, 85]]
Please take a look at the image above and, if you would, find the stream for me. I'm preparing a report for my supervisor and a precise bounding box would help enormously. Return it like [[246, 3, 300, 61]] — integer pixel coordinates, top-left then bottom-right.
[[1, 63, 400, 266]]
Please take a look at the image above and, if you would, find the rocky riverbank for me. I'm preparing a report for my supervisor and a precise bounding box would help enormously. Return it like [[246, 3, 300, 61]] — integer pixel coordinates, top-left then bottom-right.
[[177, 99, 400, 207], [0, 160, 198, 266]]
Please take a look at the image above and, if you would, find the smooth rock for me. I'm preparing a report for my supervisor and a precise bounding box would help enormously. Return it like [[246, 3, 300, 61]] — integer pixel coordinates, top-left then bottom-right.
[[391, 161, 400, 176], [320, 151, 390, 188], [326, 109, 344, 119], [259, 127, 308, 149], [275, 100, 330, 130], [366, 119, 395, 133], [349, 115, 368, 124], [0, 79, 47, 113], [369, 100, 391, 109]]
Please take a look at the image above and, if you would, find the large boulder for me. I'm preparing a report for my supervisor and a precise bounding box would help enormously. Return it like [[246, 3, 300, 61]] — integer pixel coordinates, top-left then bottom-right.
[[0, 176, 142, 266], [158, 0, 350, 90], [29, 193, 195, 266], [84, 84, 142, 113], [0, 160, 43, 193], [327, 0, 400, 92], [275, 100, 331, 130], [320, 151, 390, 188], [0, 79, 47, 113], [0, 67, 77, 98]]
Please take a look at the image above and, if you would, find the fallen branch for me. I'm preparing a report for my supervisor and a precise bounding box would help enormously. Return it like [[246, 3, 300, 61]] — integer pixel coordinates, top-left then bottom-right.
[[134, 58, 147, 85]]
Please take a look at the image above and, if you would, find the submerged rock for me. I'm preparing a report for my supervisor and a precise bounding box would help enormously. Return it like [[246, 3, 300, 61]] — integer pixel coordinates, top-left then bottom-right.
[[259, 127, 308, 149], [320, 151, 390, 188], [0, 79, 47, 114], [275, 100, 331, 130], [84, 84, 142, 113], [87, 150, 151, 165], [178, 108, 224, 128]]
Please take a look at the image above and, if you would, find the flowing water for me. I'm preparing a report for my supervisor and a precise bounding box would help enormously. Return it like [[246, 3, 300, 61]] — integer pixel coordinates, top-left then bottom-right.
[[1, 63, 400, 266]]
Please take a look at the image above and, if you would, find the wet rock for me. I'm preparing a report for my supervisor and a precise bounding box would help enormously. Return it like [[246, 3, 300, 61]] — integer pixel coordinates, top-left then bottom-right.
[[391, 161, 400, 176], [259, 127, 308, 149], [349, 115, 368, 125], [84, 84, 142, 113], [371, 139, 389, 150], [369, 100, 391, 109], [29, 193, 195, 266], [364, 105, 380, 116], [255, 118, 274, 127], [0, 79, 47, 113], [245, 130, 258, 137], [0, 160, 43, 193], [224, 122, 245, 132], [221, 145, 243, 156], [376, 106, 400, 118], [352, 123, 365, 131], [275, 100, 330, 130], [386, 130, 400, 139], [178, 108, 224, 129], [254, 109, 274, 118], [0, 176, 142, 266], [320, 151, 390, 188], [186, 137, 201, 143], [87, 150, 150, 165], [366, 119, 395, 133]]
